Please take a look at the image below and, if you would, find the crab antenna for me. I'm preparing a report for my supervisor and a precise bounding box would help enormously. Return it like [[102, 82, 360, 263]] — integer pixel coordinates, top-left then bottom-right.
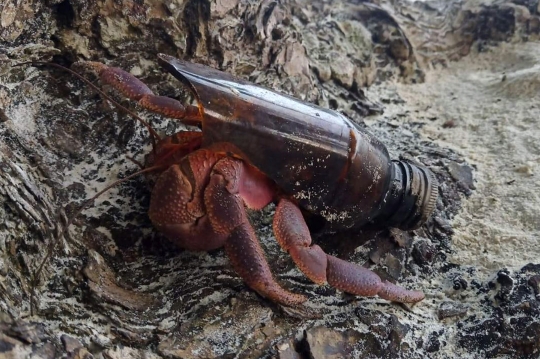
[[15, 61, 167, 315], [15, 61, 162, 145], [29, 163, 166, 316]]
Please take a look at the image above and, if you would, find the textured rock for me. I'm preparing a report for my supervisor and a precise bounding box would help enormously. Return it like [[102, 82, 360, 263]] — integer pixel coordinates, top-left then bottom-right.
[[1, 0, 539, 358], [305, 326, 374, 359], [437, 301, 468, 320], [447, 161, 475, 193], [83, 249, 157, 311], [277, 339, 301, 359]]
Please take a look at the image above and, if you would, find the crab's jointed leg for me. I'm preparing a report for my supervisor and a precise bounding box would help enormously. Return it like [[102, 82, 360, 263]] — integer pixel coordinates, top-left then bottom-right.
[[85, 62, 202, 126], [146, 131, 203, 168], [273, 199, 425, 303], [205, 158, 306, 306]]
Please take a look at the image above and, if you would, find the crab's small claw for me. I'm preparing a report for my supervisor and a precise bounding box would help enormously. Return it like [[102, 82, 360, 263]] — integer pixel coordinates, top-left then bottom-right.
[[273, 199, 425, 303], [84, 62, 201, 126]]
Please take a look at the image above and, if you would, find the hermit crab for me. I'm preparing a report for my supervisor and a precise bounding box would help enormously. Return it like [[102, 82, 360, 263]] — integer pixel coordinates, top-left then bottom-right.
[[59, 54, 438, 306]]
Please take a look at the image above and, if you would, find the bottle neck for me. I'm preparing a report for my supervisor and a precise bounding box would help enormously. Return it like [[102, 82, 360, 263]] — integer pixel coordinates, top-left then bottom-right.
[[377, 160, 438, 230]]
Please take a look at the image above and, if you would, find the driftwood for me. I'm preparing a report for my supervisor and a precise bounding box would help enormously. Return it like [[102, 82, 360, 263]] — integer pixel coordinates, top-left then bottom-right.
[[1, 0, 540, 358]]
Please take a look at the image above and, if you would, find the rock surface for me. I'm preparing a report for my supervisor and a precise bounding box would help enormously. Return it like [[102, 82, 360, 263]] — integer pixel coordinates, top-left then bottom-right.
[[1, 0, 539, 358]]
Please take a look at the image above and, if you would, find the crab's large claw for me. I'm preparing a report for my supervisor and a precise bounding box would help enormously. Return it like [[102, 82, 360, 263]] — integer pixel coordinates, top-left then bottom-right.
[[273, 199, 425, 303], [149, 149, 306, 306]]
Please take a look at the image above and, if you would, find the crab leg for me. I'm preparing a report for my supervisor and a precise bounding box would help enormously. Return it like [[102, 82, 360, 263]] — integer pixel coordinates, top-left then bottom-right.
[[85, 62, 202, 126], [147, 131, 203, 168], [205, 158, 306, 306], [273, 199, 425, 303]]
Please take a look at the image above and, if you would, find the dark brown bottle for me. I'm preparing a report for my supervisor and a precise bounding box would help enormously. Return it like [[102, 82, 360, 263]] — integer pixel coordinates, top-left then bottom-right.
[[158, 55, 438, 230]]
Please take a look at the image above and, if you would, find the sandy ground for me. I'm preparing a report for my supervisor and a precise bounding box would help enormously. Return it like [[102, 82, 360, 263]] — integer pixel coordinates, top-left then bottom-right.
[[361, 40, 540, 359], [370, 40, 540, 281]]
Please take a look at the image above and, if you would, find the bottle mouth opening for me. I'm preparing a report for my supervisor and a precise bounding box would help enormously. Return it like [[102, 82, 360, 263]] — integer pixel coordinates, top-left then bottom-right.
[[383, 161, 439, 230]]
